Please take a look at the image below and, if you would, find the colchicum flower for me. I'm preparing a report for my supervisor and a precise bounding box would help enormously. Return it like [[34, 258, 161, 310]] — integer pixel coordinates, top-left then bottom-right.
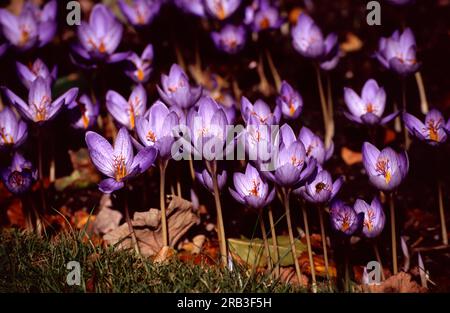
[[265, 124, 316, 187], [0, 107, 28, 149], [375, 28, 419, 76], [135, 100, 180, 160], [211, 25, 246, 54], [118, 0, 161, 27], [85, 127, 157, 193], [1, 152, 37, 195], [276, 80, 303, 120], [229, 163, 275, 209], [403, 109, 448, 146], [354, 196, 386, 238], [204, 0, 241, 21], [244, 0, 283, 32], [0, 0, 57, 51], [67, 94, 99, 130], [330, 199, 364, 236], [241, 96, 281, 125], [106, 84, 147, 130], [16, 58, 57, 89], [298, 126, 333, 165], [293, 167, 343, 204], [157, 64, 202, 110], [187, 96, 229, 160], [73, 4, 129, 64], [213, 92, 236, 125], [125, 44, 153, 83], [3, 77, 78, 124], [362, 142, 409, 192], [344, 79, 398, 126], [195, 165, 227, 193], [291, 13, 338, 62]]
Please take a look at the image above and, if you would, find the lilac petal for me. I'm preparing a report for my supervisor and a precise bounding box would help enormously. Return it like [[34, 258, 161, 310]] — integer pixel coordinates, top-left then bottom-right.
[[330, 176, 344, 199], [131, 146, 157, 175], [344, 87, 365, 117], [2, 88, 33, 120], [361, 112, 381, 125], [29, 77, 51, 110], [85, 131, 115, 177], [106, 90, 130, 128], [280, 124, 296, 147], [107, 52, 131, 63], [362, 142, 380, 176], [99, 178, 124, 194], [229, 187, 245, 204], [403, 112, 426, 140], [343, 111, 363, 124], [380, 111, 400, 125], [114, 127, 134, 170]]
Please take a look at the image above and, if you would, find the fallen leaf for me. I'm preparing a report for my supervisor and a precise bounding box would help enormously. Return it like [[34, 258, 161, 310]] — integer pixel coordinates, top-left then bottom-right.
[[361, 272, 427, 293], [298, 253, 337, 278], [93, 194, 123, 234], [103, 195, 199, 257], [279, 267, 309, 286], [341, 147, 362, 165]]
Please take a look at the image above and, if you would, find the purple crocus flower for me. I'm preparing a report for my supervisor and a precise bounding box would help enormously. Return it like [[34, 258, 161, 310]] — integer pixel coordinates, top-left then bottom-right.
[[330, 199, 364, 236], [67, 94, 100, 130], [85, 127, 157, 193], [0, 107, 28, 150], [375, 28, 419, 76], [175, 0, 206, 17], [187, 96, 229, 160], [245, 0, 282, 32], [204, 0, 241, 21], [293, 167, 343, 204], [354, 196, 386, 238], [16, 58, 57, 89], [229, 163, 275, 209], [135, 100, 180, 160], [211, 25, 246, 54], [298, 126, 333, 165], [118, 0, 161, 27], [344, 79, 398, 126], [73, 4, 128, 64], [362, 142, 409, 192], [403, 109, 448, 146], [125, 44, 153, 83], [0, 0, 57, 51], [157, 64, 202, 110], [1, 152, 37, 195], [214, 92, 236, 125], [3, 77, 78, 124], [276, 80, 303, 120], [0, 42, 7, 57], [265, 124, 317, 187], [241, 96, 281, 125], [195, 165, 227, 193], [291, 13, 338, 62], [106, 84, 147, 130]]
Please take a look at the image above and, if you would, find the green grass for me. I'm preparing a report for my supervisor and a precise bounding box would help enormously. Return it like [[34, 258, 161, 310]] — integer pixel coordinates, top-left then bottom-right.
[[0, 229, 313, 293]]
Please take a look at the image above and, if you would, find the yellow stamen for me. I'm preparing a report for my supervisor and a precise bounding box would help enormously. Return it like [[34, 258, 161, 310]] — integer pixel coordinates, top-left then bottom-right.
[[146, 130, 157, 143], [0, 128, 14, 145], [248, 179, 260, 196], [114, 155, 127, 181], [259, 16, 270, 29], [137, 68, 144, 81]]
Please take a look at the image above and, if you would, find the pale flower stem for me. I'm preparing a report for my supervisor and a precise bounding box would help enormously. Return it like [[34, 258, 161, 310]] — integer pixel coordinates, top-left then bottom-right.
[[123, 189, 140, 255], [268, 206, 280, 278], [259, 211, 273, 273], [415, 71, 429, 114], [302, 205, 317, 292], [373, 242, 386, 281], [438, 180, 448, 245], [401, 79, 411, 150], [315, 64, 331, 148], [318, 207, 330, 281], [211, 164, 228, 267], [283, 188, 303, 286], [188, 158, 195, 182], [159, 160, 169, 247], [326, 73, 335, 147], [265, 48, 281, 91], [389, 193, 398, 274]]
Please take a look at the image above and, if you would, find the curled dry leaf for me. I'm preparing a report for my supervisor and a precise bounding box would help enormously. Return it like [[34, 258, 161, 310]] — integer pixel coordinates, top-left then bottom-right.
[[341, 147, 362, 165], [92, 194, 123, 235], [279, 267, 309, 286], [361, 272, 427, 293], [340, 33, 363, 53], [103, 195, 199, 257], [298, 253, 337, 278]]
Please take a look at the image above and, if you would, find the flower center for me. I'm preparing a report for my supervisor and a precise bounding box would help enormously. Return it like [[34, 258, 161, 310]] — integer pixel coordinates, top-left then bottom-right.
[[19, 27, 30, 46], [375, 158, 391, 184], [215, 1, 226, 20], [290, 155, 303, 167], [425, 119, 441, 142], [146, 130, 157, 143], [366, 103, 375, 114], [137, 68, 144, 81], [259, 16, 270, 29], [33, 95, 50, 122], [315, 182, 328, 193], [340, 212, 351, 232], [248, 179, 260, 197], [364, 208, 375, 232], [113, 155, 127, 181]]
